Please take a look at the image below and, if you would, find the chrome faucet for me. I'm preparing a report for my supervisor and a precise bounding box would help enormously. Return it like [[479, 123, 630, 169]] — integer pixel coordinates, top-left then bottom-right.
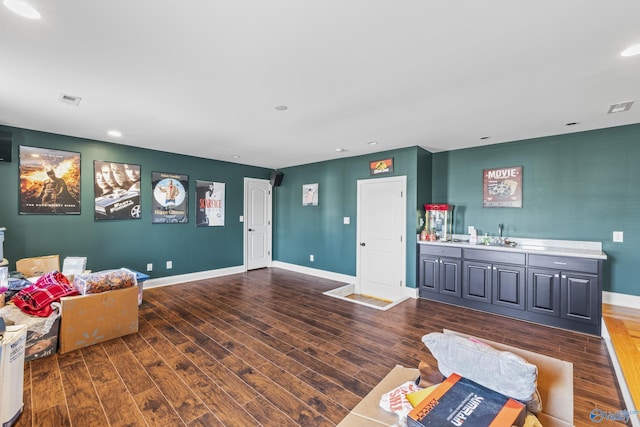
[[498, 223, 504, 239]]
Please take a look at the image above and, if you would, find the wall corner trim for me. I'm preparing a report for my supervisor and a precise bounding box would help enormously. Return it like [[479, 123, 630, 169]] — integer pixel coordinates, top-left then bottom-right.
[[603, 291, 640, 310]]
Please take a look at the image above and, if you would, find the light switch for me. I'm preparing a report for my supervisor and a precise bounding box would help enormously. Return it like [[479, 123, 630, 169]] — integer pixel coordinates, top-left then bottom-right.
[[613, 231, 623, 242], [343, 217, 350, 224]]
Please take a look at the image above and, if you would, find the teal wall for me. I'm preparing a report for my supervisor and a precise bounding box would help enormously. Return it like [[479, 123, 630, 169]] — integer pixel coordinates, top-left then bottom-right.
[[273, 147, 425, 286], [3, 123, 639, 297], [0, 126, 270, 275], [432, 123, 640, 296]]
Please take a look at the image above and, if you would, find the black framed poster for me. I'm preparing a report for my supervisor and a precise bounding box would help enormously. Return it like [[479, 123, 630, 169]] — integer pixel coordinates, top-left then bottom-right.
[[19, 145, 81, 214], [151, 171, 189, 223]]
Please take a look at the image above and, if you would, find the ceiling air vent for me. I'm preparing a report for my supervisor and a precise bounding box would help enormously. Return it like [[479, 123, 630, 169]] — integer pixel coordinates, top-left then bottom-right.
[[58, 93, 82, 106], [607, 101, 634, 114]]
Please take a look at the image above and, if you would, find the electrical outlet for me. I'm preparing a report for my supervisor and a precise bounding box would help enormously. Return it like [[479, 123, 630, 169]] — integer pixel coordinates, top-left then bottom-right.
[[613, 231, 624, 242], [310, 255, 314, 262], [146, 263, 153, 272], [166, 260, 173, 269], [343, 217, 350, 224]]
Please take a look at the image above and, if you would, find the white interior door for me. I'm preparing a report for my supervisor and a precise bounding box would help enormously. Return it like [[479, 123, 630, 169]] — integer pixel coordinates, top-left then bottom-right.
[[244, 178, 272, 270], [356, 176, 406, 301]]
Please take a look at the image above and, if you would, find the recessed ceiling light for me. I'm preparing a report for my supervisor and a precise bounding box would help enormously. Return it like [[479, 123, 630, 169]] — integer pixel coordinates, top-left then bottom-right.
[[565, 122, 579, 126], [367, 141, 378, 146], [608, 101, 634, 114], [621, 44, 640, 57], [3, 0, 41, 19], [107, 130, 122, 138], [231, 155, 240, 159], [274, 105, 288, 111], [335, 148, 346, 152]]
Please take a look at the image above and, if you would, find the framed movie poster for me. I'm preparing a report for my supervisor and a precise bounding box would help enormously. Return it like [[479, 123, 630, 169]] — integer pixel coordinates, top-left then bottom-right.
[[483, 166, 522, 208], [302, 183, 318, 206], [370, 158, 394, 175], [151, 171, 189, 223], [19, 146, 81, 214], [196, 180, 225, 227], [94, 161, 141, 220]]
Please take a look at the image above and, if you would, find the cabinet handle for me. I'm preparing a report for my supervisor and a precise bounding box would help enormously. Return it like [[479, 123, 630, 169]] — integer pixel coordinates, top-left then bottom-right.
[[562, 275, 567, 279], [493, 266, 497, 270], [487, 266, 491, 270], [554, 274, 560, 278], [554, 262, 568, 265]]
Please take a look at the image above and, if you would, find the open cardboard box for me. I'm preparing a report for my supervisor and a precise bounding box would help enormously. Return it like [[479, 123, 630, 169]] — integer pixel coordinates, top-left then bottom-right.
[[59, 286, 138, 354], [15, 255, 60, 277], [338, 329, 573, 427]]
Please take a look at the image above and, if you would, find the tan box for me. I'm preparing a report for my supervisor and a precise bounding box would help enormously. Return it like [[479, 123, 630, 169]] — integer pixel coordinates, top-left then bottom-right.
[[338, 330, 573, 427], [59, 286, 138, 354], [15, 255, 60, 277]]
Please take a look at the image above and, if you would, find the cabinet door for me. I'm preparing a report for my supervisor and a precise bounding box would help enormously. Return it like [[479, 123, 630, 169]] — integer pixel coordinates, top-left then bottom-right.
[[419, 255, 439, 294], [440, 258, 462, 297], [527, 268, 560, 316], [561, 272, 599, 324], [463, 261, 491, 303], [492, 264, 525, 310]]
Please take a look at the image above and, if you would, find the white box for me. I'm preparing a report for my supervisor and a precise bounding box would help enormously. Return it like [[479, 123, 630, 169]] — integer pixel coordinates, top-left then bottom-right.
[[0, 325, 27, 427]]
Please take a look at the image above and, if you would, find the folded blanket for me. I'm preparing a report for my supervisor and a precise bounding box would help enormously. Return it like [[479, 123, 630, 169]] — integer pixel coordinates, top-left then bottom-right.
[[12, 271, 78, 317]]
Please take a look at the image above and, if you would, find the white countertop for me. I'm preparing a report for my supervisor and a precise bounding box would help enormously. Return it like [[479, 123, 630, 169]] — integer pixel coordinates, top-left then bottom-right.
[[417, 235, 607, 260]]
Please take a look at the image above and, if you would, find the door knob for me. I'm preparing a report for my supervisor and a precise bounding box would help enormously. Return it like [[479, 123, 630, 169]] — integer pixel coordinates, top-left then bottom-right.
[[360, 242, 366, 246], [248, 228, 254, 231]]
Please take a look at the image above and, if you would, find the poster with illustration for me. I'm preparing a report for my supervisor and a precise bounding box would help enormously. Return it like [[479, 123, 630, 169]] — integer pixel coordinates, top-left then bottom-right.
[[19, 145, 81, 214], [483, 166, 522, 208], [196, 180, 225, 227], [302, 183, 318, 206], [151, 171, 189, 223], [94, 161, 141, 220]]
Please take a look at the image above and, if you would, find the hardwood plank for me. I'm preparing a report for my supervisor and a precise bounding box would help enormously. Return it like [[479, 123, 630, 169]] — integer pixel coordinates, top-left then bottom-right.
[[58, 360, 110, 426]]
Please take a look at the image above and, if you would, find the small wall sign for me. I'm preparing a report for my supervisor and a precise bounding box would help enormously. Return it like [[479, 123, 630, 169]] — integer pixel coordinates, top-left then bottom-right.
[[370, 158, 394, 176], [483, 166, 522, 208]]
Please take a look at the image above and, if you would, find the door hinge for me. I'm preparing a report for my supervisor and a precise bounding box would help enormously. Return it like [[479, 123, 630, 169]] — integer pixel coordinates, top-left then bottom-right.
[[400, 235, 403, 242]]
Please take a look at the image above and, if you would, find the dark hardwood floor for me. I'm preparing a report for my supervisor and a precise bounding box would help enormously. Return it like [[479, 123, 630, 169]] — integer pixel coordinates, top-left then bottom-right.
[[17, 268, 629, 426]]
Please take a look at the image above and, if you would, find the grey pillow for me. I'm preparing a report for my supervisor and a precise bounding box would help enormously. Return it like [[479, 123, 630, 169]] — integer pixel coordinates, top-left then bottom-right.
[[422, 332, 542, 413]]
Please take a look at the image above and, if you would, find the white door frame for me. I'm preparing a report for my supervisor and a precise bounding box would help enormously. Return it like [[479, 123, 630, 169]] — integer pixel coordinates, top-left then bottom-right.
[[243, 177, 273, 271], [355, 175, 407, 296]]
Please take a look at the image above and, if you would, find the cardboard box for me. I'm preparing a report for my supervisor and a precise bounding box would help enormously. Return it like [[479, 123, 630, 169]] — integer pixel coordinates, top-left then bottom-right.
[[16, 255, 60, 277], [338, 330, 573, 427], [25, 317, 60, 362], [0, 325, 26, 427], [59, 286, 138, 354], [407, 373, 525, 427]]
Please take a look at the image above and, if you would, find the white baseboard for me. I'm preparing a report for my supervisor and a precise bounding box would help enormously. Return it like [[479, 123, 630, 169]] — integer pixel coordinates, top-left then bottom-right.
[[271, 261, 356, 284], [603, 291, 640, 310], [143, 265, 245, 289], [272, 261, 419, 298]]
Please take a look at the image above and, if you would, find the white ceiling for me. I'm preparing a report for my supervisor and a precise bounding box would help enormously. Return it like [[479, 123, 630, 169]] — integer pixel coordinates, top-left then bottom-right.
[[1, 1, 639, 169]]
